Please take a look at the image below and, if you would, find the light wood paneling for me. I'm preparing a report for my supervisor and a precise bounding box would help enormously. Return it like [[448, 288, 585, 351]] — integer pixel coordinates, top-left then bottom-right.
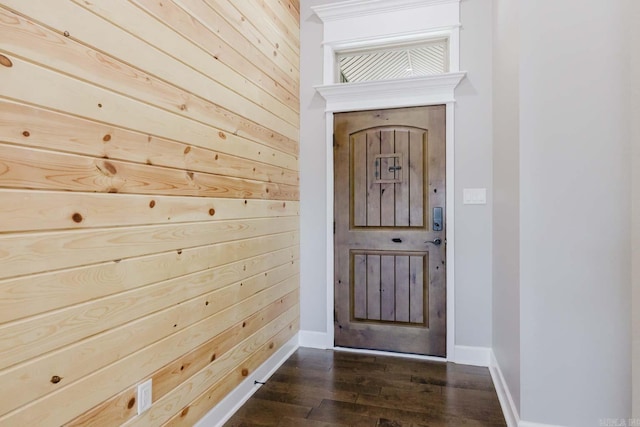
[[201, 0, 298, 76], [228, 0, 299, 66], [126, 308, 299, 426], [163, 317, 298, 426], [67, 291, 298, 426], [0, 6, 298, 152], [0, 0, 299, 424], [0, 143, 298, 200], [0, 279, 299, 426], [0, 217, 297, 280], [0, 100, 299, 180], [0, 232, 298, 324], [131, 0, 299, 111], [0, 252, 298, 373], [0, 264, 299, 415], [174, 0, 299, 95], [0, 190, 299, 234], [262, 0, 301, 35], [0, 1, 299, 138], [1, 57, 297, 163], [250, 0, 301, 49]]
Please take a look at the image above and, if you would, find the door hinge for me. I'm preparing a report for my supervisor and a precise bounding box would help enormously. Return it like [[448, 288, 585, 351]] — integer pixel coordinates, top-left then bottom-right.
[[333, 221, 336, 234]]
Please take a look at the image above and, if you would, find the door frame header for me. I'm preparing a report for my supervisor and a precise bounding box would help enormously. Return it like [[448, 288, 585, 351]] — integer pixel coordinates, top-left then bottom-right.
[[315, 72, 465, 113], [312, 0, 461, 85]]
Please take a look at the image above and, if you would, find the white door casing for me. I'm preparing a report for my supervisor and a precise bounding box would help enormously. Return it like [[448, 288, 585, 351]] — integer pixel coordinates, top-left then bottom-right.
[[312, 0, 464, 360]]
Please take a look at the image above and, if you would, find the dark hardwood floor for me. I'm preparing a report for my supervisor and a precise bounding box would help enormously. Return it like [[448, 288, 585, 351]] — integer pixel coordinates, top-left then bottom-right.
[[224, 348, 507, 426]]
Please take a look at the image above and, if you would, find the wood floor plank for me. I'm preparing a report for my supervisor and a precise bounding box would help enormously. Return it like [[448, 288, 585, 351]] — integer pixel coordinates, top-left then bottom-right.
[[282, 356, 333, 372], [385, 356, 491, 377], [229, 398, 312, 425], [270, 369, 381, 397], [224, 349, 506, 426], [252, 381, 358, 408], [410, 372, 496, 392], [277, 417, 347, 427], [309, 399, 491, 427], [306, 400, 380, 427], [313, 368, 438, 394]]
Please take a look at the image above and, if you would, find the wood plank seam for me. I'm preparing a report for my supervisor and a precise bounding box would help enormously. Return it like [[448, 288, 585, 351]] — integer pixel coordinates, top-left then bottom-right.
[[0, 141, 300, 200], [0, 254, 300, 376], [0, 217, 299, 280], [0, 232, 299, 324], [0, 99, 300, 174]]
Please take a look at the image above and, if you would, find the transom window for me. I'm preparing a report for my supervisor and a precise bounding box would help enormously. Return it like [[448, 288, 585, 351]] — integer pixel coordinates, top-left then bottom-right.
[[337, 38, 449, 83]]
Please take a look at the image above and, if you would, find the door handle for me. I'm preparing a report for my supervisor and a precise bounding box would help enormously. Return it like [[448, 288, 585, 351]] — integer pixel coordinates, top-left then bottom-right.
[[425, 238, 442, 246], [391, 238, 402, 243]]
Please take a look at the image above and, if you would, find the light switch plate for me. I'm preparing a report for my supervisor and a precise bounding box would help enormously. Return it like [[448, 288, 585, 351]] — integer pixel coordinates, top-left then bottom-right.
[[463, 188, 487, 205]]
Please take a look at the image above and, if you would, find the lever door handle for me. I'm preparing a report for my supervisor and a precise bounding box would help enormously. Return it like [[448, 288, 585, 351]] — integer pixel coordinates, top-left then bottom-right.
[[425, 238, 442, 246]]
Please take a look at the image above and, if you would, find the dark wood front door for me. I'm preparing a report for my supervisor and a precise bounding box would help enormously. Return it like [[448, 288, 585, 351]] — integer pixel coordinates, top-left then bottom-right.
[[334, 106, 446, 357]]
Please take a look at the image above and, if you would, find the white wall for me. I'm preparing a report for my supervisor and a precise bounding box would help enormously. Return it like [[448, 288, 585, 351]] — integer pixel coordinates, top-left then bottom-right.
[[302, 1, 634, 423], [454, 0, 494, 349], [299, 0, 494, 352], [519, 0, 631, 423], [491, 0, 521, 415], [299, 0, 328, 333], [630, 0, 640, 418]]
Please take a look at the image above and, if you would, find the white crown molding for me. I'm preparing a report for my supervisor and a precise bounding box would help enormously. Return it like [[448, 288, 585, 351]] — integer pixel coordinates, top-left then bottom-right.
[[315, 72, 466, 112], [312, 0, 460, 22]]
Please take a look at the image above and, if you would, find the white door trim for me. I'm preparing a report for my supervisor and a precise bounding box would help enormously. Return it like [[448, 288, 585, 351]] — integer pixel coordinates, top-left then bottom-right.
[[316, 73, 464, 359], [312, 0, 464, 361]]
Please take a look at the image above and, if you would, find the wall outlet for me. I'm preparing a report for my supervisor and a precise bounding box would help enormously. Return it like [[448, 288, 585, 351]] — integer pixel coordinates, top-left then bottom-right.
[[137, 379, 152, 415]]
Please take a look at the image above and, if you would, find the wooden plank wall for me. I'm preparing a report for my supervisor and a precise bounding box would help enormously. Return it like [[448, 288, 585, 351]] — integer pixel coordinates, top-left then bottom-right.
[[0, 0, 300, 425]]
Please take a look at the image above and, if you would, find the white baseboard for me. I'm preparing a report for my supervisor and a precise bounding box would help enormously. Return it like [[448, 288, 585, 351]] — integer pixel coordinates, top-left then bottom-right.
[[453, 345, 491, 366], [519, 423, 565, 427], [194, 334, 299, 427], [334, 346, 447, 363], [300, 338, 489, 366], [298, 330, 330, 349], [489, 350, 520, 427], [489, 350, 565, 427]]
